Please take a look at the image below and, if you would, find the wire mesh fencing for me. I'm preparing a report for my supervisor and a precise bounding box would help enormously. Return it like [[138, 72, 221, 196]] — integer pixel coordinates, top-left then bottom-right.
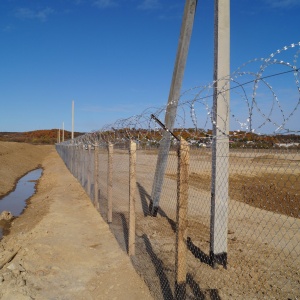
[[55, 42, 300, 299], [56, 139, 300, 299]]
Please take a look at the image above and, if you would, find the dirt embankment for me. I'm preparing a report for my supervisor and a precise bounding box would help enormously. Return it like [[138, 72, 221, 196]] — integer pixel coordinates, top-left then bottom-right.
[[0, 142, 52, 236], [0, 142, 52, 197], [0, 142, 153, 299]]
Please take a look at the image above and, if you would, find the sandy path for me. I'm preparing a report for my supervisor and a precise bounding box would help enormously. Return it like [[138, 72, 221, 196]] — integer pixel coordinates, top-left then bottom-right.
[[0, 147, 153, 299]]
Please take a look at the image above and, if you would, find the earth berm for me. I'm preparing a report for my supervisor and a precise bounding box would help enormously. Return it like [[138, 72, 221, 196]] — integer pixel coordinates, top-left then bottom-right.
[[0, 143, 153, 300]]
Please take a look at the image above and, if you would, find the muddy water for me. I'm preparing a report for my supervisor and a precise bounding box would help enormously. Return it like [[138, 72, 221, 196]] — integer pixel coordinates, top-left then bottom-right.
[[0, 168, 43, 239]]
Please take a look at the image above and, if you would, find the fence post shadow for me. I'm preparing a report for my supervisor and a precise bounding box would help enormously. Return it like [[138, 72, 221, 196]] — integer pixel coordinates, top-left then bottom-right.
[[187, 237, 212, 267], [98, 191, 109, 220], [137, 182, 176, 232], [90, 183, 94, 201], [137, 182, 150, 217], [82, 179, 87, 192], [186, 273, 205, 300], [158, 207, 176, 233], [119, 213, 129, 253], [186, 273, 221, 300], [209, 289, 222, 300], [142, 234, 174, 300]]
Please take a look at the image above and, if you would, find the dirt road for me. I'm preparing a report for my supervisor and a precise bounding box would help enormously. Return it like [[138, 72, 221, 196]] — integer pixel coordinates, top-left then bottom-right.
[[0, 143, 153, 299]]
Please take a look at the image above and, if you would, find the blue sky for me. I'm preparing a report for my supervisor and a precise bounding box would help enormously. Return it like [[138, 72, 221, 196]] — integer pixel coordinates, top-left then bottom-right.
[[0, 0, 299, 133]]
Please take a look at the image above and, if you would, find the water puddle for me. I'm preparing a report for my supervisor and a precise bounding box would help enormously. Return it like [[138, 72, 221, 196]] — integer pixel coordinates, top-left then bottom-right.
[[0, 168, 43, 239]]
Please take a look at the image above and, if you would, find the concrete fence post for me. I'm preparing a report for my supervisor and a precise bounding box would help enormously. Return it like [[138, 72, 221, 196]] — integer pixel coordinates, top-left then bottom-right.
[[70, 145, 74, 174], [75, 145, 79, 180], [175, 138, 189, 299], [128, 140, 137, 256], [150, 0, 197, 215], [107, 143, 114, 223], [87, 144, 92, 198], [82, 145, 85, 188], [210, 0, 230, 269], [94, 143, 99, 209]]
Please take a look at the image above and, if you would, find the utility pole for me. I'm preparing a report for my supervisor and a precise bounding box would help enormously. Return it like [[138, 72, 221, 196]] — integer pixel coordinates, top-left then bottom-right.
[[150, 0, 197, 215], [210, 0, 230, 269], [62, 122, 64, 142]]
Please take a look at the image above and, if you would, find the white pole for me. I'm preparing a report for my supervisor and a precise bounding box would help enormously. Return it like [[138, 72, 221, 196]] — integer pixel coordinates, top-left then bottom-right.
[[210, 0, 230, 269], [150, 0, 197, 215], [72, 100, 74, 140], [62, 122, 64, 142]]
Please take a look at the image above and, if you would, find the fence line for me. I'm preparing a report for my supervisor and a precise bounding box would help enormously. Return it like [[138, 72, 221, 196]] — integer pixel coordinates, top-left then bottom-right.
[[56, 43, 300, 299], [56, 138, 300, 299]]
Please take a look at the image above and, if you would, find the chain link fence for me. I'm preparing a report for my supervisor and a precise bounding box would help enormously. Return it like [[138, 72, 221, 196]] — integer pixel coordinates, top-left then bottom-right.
[[56, 43, 300, 299], [56, 139, 299, 299]]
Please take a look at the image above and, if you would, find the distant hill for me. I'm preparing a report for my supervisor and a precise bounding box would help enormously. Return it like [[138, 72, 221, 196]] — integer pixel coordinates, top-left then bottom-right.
[[0, 129, 84, 144], [1, 128, 299, 148]]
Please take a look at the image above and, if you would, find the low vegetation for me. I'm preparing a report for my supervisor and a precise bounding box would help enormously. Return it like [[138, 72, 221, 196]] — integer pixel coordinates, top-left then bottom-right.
[[0, 130, 84, 144]]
